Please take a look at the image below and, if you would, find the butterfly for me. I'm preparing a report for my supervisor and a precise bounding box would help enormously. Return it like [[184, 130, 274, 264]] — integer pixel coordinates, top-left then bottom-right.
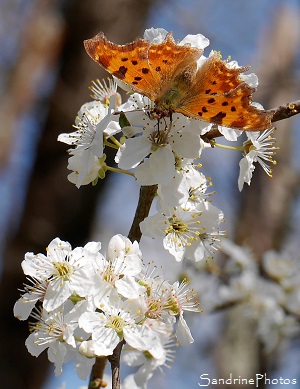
[[84, 32, 273, 131]]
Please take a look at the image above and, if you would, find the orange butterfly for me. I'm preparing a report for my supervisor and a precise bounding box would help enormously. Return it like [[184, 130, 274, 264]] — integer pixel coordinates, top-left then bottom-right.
[[84, 32, 273, 131]]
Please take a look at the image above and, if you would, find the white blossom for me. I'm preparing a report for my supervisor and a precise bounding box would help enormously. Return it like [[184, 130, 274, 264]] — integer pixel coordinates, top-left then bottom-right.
[[21, 238, 98, 311], [123, 320, 176, 388], [58, 97, 120, 187], [140, 205, 224, 262], [238, 128, 277, 191], [26, 301, 93, 378], [79, 302, 156, 356], [116, 105, 204, 186]]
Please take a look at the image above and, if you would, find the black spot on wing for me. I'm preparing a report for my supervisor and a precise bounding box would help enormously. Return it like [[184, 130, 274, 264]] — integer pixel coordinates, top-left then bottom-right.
[[132, 76, 142, 85], [211, 111, 227, 124], [113, 66, 128, 79]]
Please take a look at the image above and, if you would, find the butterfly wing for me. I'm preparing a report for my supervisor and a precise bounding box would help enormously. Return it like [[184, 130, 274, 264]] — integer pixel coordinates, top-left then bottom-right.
[[84, 32, 203, 102], [175, 55, 273, 130]]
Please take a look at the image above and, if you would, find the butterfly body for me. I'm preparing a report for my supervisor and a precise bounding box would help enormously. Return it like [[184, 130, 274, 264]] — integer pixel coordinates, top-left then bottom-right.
[[84, 32, 273, 131], [154, 62, 197, 112]]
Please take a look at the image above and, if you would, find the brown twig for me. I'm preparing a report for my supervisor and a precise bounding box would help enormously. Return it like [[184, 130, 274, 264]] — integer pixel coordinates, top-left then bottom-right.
[[269, 99, 300, 123], [108, 341, 125, 389], [88, 357, 108, 389], [127, 184, 158, 243], [201, 99, 300, 143]]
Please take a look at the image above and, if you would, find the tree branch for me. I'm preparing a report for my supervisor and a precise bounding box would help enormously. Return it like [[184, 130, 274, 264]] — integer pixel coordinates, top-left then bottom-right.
[[127, 184, 158, 243], [269, 99, 300, 123], [88, 357, 108, 389], [108, 341, 125, 389]]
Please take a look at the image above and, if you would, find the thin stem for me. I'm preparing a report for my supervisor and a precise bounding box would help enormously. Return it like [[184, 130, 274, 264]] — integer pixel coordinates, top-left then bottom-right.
[[106, 166, 136, 177], [103, 139, 120, 149], [109, 135, 122, 148], [213, 143, 244, 151]]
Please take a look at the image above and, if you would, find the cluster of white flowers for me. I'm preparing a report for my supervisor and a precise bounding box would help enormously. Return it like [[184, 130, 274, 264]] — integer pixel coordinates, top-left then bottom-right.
[[14, 235, 201, 386], [194, 240, 300, 352], [57, 28, 277, 263]]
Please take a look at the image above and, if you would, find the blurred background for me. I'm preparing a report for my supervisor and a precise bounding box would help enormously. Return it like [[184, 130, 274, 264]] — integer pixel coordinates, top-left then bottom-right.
[[1, 0, 300, 388]]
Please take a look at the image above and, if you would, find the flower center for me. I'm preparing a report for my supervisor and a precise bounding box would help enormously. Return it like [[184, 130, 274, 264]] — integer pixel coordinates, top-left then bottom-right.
[[146, 297, 164, 319], [102, 267, 118, 285], [52, 261, 73, 280], [106, 315, 125, 336], [149, 129, 169, 148], [167, 217, 188, 234]]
